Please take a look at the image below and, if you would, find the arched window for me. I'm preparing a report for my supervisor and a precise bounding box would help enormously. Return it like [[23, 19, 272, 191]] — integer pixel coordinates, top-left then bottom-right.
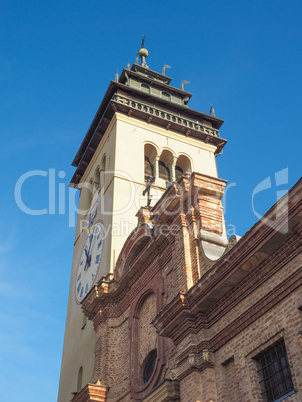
[[175, 155, 192, 179], [159, 160, 170, 181], [144, 156, 154, 180], [175, 165, 183, 180], [77, 366, 83, 392], [142, 349, 157, 384], [141, 84, 150, 94], [161, 91, 171, 101], [158, 149, 173, 183], [144, 144, 157, 182]]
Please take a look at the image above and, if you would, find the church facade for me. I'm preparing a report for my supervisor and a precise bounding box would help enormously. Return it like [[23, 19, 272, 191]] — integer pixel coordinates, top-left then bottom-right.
[[58, 48, 302, 402]]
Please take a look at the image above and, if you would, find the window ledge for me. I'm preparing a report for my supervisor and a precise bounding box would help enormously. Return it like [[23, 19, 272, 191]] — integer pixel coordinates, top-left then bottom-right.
[[273, 389, 296, 402]]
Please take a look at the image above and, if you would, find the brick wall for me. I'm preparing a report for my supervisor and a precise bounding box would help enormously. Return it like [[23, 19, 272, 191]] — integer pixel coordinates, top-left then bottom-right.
[[214, 285, 302, 401], [75, 176, 301, 402]]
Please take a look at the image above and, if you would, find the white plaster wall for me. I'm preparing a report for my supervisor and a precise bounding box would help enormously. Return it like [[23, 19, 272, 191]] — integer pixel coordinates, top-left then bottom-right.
[[58, 112, 220, 402]]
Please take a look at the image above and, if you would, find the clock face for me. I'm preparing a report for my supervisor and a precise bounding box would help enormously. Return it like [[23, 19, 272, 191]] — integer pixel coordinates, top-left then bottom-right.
[[75, 221, 105, 303]]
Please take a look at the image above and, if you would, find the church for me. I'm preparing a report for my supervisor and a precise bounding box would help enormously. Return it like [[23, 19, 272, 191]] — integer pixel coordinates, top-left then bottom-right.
[[58, 45, 302, 402]]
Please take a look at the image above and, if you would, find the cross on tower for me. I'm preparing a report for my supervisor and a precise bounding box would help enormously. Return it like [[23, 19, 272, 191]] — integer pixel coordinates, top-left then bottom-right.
[[143, 176, 155, 208]]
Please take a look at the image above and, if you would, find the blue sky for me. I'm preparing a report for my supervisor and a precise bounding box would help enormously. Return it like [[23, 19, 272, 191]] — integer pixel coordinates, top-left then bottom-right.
[[1, 1, 301, 401]]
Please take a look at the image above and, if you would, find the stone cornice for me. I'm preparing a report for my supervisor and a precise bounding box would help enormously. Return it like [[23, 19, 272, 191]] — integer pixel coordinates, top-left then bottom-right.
[[209, 263, 302, 352], [206, 229, 302, 326], [111, 93, 226, 151]]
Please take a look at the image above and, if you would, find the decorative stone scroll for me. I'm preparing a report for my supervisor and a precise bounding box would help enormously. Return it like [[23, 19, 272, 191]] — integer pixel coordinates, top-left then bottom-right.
[[224, 234, 241, 253]]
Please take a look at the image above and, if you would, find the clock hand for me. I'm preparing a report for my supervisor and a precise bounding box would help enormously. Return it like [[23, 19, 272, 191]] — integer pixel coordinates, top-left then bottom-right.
[[87, 228, 97, 270], [84, 248, 88, 271], [87, 234, 93, 255], [84, 233, 93, 270]]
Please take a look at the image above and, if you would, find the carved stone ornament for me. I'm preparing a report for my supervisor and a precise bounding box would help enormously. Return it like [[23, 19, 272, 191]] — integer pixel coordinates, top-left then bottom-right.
[[170, 350, 214, 380]]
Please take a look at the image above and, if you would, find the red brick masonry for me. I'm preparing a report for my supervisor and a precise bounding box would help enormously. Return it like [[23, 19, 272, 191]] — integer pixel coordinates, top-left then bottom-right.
[[75, 174, 301, 401]]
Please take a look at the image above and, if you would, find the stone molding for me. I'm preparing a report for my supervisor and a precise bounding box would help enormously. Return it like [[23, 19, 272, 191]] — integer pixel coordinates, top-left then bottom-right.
[[111, 93, 224, 145]]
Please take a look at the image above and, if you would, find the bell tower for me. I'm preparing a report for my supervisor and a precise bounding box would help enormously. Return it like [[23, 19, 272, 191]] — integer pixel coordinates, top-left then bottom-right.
[[58, 45, 227, 402]]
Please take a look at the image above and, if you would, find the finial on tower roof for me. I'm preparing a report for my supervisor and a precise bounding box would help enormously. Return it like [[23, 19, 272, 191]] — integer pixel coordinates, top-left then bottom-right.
[[162, 64, 171, 75], [181, 79, 190, 91], [138, 35, 149, 69], [210, 105, 215, 117], [115, 68, 119, 82]]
